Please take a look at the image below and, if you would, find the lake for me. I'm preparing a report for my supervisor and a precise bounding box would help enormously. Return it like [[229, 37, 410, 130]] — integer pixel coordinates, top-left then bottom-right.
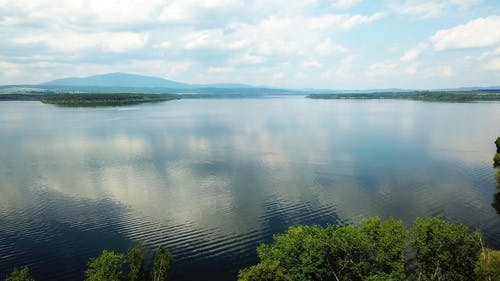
[[0, 97, 499, 280]]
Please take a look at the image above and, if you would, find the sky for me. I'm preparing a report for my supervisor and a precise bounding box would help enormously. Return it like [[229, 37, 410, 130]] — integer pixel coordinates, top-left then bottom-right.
[[0, 0, 499, 89]]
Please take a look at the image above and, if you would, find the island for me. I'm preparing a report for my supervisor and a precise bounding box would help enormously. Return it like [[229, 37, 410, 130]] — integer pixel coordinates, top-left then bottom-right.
[[0, 92, 180, 107], [307, 90, 500, 102]]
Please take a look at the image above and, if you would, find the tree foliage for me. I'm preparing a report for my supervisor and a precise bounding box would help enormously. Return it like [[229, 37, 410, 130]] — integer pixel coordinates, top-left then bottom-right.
[[83, 245, 173, 281], [411, 217, 482, 281], [477, 248, 500, 281], [85, 250, 126, 281], [495, 170, 500, 190], [4, 267, 35, 281], [239, 216, 493, 281], [239, 217, 407, 281], [494, 153, 500, 168], [152, 246, 173, 281], [127, 244, 145, 281], [238, 260, 292, 281]]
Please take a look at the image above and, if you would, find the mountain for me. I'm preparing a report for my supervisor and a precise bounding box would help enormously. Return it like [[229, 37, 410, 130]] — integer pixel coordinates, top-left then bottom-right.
[[42, 73, 191, 89]]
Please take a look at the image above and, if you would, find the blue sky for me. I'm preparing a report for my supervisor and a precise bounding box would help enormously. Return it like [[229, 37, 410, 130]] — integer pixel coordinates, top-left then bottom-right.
[[0, 0, 499, 89]]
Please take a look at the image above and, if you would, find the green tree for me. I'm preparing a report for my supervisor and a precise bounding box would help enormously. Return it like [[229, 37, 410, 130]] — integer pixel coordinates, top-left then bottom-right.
[[359, 217, 407, 279], [255, 224, 343, 280], [127, 244, 145, 281], [477, 247, 500, 281], [85, 250, 126, 281], [240, 217, 407, 281], [363, 272, 400, 281], [152, 246, 173, 281], [411, 217, 482, 281], [4, 266, 34, 281], [238, 260, 291, 281], [496, 170, 500, 190], [494, 153, 500, 168]]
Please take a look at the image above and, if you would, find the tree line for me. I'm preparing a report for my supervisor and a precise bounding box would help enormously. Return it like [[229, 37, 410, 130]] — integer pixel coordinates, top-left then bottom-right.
[[3, 245, 173, 281], [238, 216, 500, 281]]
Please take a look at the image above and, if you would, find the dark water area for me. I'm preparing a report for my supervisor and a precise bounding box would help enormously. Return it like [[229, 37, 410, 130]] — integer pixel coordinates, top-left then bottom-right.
[[0, 97, 499, 280]]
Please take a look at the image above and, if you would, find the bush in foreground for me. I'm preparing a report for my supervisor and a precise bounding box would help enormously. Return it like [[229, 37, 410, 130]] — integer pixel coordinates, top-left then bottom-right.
[[85, 250, 126, 281], [84, 245, 173, 281], [4, 267, 34, 281], [477, 248, 500, 281], [411, 217, 481, 280], [239, 216, 499, 281]]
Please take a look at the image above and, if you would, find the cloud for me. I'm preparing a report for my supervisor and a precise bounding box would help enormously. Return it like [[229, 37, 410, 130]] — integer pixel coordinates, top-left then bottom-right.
[[13, 32, 149, 53], [0, 0, 498, 88], [310, 12, 386, 30], [231, 54, 267, 65], [207, 67, 233, 74], [484, 58, 500, 71], [400, 43, 429, 62], [303, 60, 323, 68], [366, 61, 400, 77], [152, 41, 172, 49], [315, 39, 348, 55], [431, 16, 500, 51], [437, 65, 455, 77], [388, 0, 480, 18], [0, 61, 22, 77], [332, 0, 362, 10]]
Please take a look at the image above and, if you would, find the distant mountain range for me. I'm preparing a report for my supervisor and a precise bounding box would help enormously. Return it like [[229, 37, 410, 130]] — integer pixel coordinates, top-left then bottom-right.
[[0, 72, 497, 93], [42, 72, 253, 89]]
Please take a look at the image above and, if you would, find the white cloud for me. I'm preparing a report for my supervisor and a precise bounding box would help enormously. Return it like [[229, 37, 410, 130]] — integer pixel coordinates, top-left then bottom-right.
[[183, 29, 223, 50], [389, 1, 446, 18], [484, 58, 500, 71], [231, 54, 267, 65], [321, 55, 357, 79], [310, 13, 385, 30], [0, 61, 22, 77], [1, 0, 496, 88], [207, 67, 233, 74], [13, 32, 148, 53], [366, 61, 400, 76], [389, 0, 480, 18], [304, 60, 323, 68], [273, 73, 285, 80], [165, 61, 193, 77], [315, 39, 348, 55], [431, 16, 500, 51], [400, 43, 429, 62], [332, 0, 362, 10], [437, 65, 455, 77], [152, 41, 172, 49]]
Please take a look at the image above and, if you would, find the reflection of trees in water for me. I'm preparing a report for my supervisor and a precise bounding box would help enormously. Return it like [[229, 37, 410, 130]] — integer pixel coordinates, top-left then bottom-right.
[[496, 170, 500, 190], [494, 170, 500, 214], [492, 139, 500, 214], [492, 192, 500, 215]]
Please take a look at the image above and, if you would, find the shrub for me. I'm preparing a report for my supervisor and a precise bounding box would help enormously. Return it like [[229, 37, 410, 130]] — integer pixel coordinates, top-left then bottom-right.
[[477, 247, 500, 281], [4, 266, 34, 281], [411, 217, 482, 281], [85, 250, 125, 281], [494, 153, 500, 168], [239, 217, 407, 281]]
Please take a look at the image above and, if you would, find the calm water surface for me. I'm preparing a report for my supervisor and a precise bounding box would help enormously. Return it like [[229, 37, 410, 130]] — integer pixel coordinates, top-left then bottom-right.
[[1, 97, 499, 280]]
